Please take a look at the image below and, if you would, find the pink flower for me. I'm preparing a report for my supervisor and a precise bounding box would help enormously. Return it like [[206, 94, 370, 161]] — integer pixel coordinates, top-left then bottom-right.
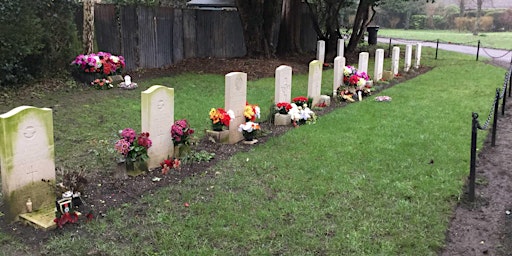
[[121, 128, 136, 143], [114, 139, 130, 155]]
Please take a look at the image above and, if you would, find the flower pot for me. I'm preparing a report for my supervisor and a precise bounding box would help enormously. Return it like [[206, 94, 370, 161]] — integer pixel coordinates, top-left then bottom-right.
[[278, 108, 288, 115], [72, 70, 103, 84], [211, 122, 224, 131], [125, 160, 148, 177], [243, 131, 255, 141]]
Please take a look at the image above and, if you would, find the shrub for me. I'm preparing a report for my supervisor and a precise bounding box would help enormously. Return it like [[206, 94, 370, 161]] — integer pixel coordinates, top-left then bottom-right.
[[411, 15, 427, 29], [0, 0, 80, 88]]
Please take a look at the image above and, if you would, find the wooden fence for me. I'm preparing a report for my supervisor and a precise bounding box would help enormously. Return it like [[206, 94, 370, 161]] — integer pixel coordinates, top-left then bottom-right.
[[85, 4, 316, 72]]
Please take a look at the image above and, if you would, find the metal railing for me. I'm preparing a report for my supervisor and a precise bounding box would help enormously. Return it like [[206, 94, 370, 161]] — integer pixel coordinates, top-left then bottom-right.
[[468, 64, 512, 201]]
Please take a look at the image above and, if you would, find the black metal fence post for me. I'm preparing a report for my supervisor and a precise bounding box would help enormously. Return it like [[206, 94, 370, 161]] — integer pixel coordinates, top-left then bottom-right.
[[492, 88, 500, 146], [469, 112, 478, 202], [388, 38, 392, 58], [503, 86, 507, 115], [435, 39, 439, 60], [509, 72, 512, 97], [476, 40, 481, 61]]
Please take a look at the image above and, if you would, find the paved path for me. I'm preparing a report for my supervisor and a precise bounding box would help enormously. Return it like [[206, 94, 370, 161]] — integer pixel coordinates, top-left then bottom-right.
[[377, 37, 512, 67]]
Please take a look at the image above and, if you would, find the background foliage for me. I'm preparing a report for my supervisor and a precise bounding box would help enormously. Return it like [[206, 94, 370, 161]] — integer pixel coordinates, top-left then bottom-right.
[[0, 0, 80, 87]]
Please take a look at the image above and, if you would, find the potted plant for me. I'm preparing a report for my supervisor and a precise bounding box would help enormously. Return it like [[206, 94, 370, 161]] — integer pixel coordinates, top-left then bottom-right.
[[209, 108, 234, 131], [238, 121, 261, 143], [292, 96, 309, 107], [171, 119, 195, 158], [114, 128, 152, 176], [275, 102, 292, 115]]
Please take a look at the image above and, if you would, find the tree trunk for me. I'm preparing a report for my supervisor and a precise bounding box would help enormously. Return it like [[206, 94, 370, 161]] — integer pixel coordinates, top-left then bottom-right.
[[235, 0, 282, 57], [83, 0, 95, 54], [276, 0, 302, 55], [346, 1, 369, 52], [473, 0, 483, 35]]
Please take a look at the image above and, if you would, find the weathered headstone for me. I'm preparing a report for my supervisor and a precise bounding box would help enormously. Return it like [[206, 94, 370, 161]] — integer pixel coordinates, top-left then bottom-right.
[[333, 56, 345, 96], [225, 72, 247, 144], [374, 49, 384, 82], [316, 40, 325, 65], [0, 106, 56, 222], [307, 60, 323, 107], [358, 52, 369, 74], [337, 39, 345, 57], [404, 44, 412, 72], [391, 46, 400, 76], [415, 43, 422, 68], [141, 85, 174, 169], [274, 65, 292, 104]]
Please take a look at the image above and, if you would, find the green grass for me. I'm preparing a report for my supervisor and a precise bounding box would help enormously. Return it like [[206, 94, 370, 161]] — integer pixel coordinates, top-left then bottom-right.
[[1, 46, 508, 254], [377, 29, 512, 50]]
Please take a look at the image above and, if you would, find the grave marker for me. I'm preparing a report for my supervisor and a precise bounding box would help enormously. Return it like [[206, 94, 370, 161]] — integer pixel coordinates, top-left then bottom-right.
[[333, 56, 345, 96], [307, 60, 323, 107], [141, 85, 174, 169], [374, 49, 384, 82], [337, 39, 345, 57], [391, 46, 400, 76], [404, 44, 412, 72], [0, 106, 56, 222], [316, 40, 325, 65], [358, 52, 369, 74], [274, 65, 292, 104], [225, 72, 247, 144], [415, 43, 422, 68]]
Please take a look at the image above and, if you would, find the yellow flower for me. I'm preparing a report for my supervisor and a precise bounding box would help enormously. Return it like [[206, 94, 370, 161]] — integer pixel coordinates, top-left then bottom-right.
[[243, 105, 254, 119]]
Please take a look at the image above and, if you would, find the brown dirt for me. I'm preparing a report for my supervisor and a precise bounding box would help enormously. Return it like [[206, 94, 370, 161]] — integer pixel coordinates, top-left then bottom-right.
[[1, 54, 511, 255]]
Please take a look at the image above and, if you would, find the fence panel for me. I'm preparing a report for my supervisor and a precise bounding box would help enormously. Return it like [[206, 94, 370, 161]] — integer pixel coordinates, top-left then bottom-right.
[[95, 5, 121, 55], [120, 6, 139, 71]]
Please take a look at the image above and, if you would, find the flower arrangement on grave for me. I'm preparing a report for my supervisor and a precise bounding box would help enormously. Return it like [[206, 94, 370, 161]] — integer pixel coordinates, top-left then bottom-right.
[[275, 102, 292, 114], [160, 156, 181, 175], [90, 78, 113, 90], [292, 96, 309, 107], [289, 103, 317, 126], [209, 108, 234, 131], [114, 128, 152, 163], [244, 102, 261, 122], [171, 119, 195, 146], [337, 65, 372, 102], [375, 96, 392, 102], [71, 52, 125, 75], [238, 121, 261, 141]]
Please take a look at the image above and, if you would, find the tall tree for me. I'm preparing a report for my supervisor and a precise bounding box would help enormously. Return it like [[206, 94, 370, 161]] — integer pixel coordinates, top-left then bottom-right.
[[276, 0, 302, 55], [235, 0, 283, 57], [346, 0, 377, 52]]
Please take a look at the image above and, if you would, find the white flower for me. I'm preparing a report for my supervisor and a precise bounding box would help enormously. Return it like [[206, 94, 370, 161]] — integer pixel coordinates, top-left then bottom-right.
[[227, 109, 235, 121], [254, 106, 261, 119], [111, 56, 119, 63], [238, 121, 259, 133]]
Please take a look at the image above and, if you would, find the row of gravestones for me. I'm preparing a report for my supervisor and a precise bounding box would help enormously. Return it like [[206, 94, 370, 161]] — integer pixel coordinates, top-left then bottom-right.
[[0, 40, 422, 227]]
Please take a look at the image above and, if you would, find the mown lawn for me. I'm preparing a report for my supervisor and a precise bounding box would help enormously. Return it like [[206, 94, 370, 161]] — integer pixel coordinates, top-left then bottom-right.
[[0, 45, 508, 255]]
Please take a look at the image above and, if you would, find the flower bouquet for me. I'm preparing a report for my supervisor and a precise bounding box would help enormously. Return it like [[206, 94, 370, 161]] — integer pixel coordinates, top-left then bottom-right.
[[171, 119, 195, 146], [209, 108, 234, 131], [238, 121, 261, 142], [71, 52, 125, 75], [244, 103, 261, 122], [275, 102, 292, 114], [337, 65, 372, 102], [114, 128, 152, 176], [160, 156, 181, 175], [292, 96, 309, 107], [289, 103, 317, 126], [90, 78, 113, 90]]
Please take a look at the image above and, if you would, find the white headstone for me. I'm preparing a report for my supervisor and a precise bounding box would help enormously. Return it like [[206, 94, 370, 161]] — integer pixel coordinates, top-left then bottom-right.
[[274, 65, 292, 104], [391, 46, 400, 76], [415, 43, 422, 68], [404, 44, 412, 72], [141, 85, 174, 169], [333, 56, 346, 96], [358, 52, 369, 74], [0, 106, 56, 221], [225, 72, 247, 144], [316, 40, 325, 65], [307, 60, 323, 106], [374, 49, 384, 82], [337, 39, 345, 57]]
